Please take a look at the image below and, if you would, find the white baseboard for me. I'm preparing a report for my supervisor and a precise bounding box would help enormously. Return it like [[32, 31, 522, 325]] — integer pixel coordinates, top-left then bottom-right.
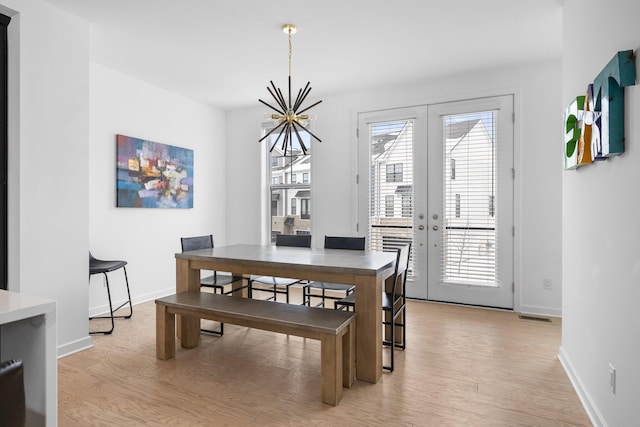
[[89, 287, 175, 317], [68, 287, 174, 358], [58, 335, 93, 359], [519, 304, 562, 318], [558, 346, 604, 427]]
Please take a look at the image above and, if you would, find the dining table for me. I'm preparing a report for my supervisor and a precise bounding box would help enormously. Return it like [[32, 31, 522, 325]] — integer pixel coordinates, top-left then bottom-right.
[[175, 243, 397, 384]]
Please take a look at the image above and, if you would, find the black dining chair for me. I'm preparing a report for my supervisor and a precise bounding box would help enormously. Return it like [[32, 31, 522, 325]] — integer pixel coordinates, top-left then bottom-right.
[[89, 252, 133, 335], [181, 235, 246, 336], [302, 236, 365, 308], [248, 234, 311, 303], [0, 359, 26, 427], [335, 243, 411, 372]]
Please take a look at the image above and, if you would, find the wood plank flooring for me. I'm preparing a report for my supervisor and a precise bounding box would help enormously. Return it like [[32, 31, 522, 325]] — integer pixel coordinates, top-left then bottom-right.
[[59, 291, 591, 426]]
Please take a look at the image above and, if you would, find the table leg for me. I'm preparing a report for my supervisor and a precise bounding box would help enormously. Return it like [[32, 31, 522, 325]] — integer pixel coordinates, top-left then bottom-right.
[[354, 274, 383, 383], [231, 273, 250, 298]]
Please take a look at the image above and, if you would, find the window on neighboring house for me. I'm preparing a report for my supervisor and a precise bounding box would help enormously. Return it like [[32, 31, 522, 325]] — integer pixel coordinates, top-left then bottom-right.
[[264, 124, 312, 242], [450, 158, 456, 180], [455, 193, 461, 218], [489, 195, 495, 217], [300, 199, 310, 219], [402, 194, 412, 218], [385, 195, 394, 217], [386, 163, 403, 182]]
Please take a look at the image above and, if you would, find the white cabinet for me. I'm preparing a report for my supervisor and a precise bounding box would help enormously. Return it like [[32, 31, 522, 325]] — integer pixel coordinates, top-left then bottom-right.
[[0, 290, 56, 426]]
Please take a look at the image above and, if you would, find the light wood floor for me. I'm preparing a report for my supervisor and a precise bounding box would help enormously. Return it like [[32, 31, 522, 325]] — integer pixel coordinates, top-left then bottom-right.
[[59, 290, 591, 426]]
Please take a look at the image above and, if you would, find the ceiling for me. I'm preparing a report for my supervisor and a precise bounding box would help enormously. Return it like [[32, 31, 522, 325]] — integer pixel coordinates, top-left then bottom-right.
[[42, 0, 563, 111]]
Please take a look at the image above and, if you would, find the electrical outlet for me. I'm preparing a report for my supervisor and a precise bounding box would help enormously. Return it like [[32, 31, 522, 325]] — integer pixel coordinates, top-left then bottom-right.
[[543, 278, 552, 290], [609, 363, 616, 394]]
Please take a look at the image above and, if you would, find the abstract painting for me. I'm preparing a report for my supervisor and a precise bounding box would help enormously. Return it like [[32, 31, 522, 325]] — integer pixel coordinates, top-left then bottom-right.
[[116, 135, 194, 208]]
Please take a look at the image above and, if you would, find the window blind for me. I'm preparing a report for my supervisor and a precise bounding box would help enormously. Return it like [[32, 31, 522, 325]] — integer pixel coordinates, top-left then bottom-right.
[[368, 120, 414, 272], [442, 112, 498, 286]]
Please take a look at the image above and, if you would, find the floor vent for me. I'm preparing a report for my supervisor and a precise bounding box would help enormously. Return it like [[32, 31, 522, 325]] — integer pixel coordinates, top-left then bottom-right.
[[518, 315, 552, 323]]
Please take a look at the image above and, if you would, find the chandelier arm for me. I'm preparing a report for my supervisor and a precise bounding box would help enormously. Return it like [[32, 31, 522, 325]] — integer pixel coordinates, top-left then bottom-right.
[[295, 121, 322, 143], [293, 87, 304, 113], [296, 99, 323, 116], [294, 84, 313, 112], [259, 120, 286, 143], [259, 98, 284, 116], [276, 87, 288, 112], [270, 81, 288, 111], [269, 123, 288, 151], [268, 82, 288, 111], [291, 122, 308, 154], [282, 127, 290, 156], [293, 81, 311, 112]]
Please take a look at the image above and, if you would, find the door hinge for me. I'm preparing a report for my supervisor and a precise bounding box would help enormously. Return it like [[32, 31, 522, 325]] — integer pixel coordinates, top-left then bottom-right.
[[511, 168, 515, 179], [512, 112, 515, 123], [356, 128, 359, 138], [512, 226, 515, 236], [356, 222, 359, 232], [512, 282, 515, 293], [356, 174, 359, 185]]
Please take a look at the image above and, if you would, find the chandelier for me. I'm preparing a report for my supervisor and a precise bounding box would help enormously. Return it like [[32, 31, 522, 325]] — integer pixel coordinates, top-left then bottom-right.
[[258, 24, 322, 156]]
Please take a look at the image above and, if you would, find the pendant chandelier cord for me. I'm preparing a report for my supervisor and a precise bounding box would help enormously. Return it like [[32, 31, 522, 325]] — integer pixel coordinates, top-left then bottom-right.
[[288, 29, 293, 78]]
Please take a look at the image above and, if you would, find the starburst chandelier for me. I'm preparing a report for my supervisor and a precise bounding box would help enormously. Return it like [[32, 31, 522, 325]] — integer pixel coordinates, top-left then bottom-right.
[[258, 24, 322, 156]]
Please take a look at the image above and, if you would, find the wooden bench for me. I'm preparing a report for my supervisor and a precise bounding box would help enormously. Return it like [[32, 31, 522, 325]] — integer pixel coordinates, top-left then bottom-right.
[[155, 291, 357, 406]]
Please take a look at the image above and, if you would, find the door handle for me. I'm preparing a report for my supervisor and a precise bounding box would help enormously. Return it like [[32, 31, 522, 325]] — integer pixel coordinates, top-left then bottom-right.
[[433, 225, 439, 231]]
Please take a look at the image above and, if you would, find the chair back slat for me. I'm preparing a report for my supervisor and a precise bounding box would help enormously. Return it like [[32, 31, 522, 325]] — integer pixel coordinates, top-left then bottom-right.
[[324, 236, 365, 251], [392, 244, 411, 297], [275, 234, 311, 248], [181, 235, 214, 252]]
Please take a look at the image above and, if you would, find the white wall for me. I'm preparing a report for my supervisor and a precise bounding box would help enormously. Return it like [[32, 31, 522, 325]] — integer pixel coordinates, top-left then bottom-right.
[[560, 0, 640, 425], [227, 60, 563, 315], [0, 0, 227, 358], [89, 63, 228, 316], [1, 0, 91, 357]]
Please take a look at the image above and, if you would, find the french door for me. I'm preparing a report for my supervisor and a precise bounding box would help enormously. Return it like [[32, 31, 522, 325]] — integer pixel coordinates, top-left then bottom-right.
[[358, 95, 514, 308], [357, 107, 428, 299], [426, 96, 513, 308]]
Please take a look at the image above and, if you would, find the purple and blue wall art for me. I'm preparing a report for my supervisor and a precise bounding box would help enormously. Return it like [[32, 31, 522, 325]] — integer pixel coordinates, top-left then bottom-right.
[[116, 135, 194, 208]]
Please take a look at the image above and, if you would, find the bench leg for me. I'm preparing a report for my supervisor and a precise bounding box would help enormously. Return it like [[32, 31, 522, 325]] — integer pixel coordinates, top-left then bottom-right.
[[342, 321, 355, 388], [156, 304, 175, 360], [320, 333, 343, 406]]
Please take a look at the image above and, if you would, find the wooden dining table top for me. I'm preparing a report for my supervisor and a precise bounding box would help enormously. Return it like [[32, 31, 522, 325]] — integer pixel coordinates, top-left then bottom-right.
[[175, 243, 396, 277]]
